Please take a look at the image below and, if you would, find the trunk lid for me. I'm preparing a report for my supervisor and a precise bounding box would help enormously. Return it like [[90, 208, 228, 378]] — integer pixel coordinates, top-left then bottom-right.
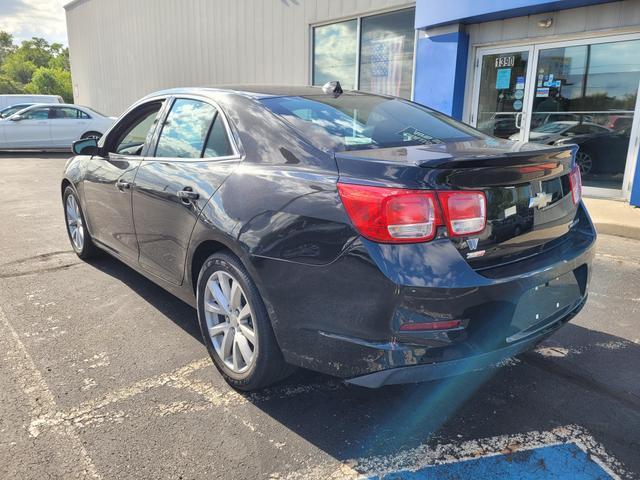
[[335, 139, 579, 270]]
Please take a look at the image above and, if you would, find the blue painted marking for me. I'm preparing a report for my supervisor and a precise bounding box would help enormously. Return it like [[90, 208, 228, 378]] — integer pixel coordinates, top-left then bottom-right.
[[373, 443, 613, 479]]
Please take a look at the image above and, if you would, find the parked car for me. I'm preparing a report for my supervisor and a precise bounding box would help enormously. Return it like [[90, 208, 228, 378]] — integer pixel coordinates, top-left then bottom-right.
[[61, 85, 595, 391], [555, 127, 632, 175], [0, 103, 115, 150], [0, 94, 63, 110], [510, 121, 611, 144], [0, 103, 34, 118]]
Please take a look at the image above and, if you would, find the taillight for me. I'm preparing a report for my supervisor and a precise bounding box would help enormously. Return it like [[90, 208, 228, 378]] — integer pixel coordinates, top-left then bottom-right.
[[336, 183, 441, 243], [337, 183, 487, 243], [569, 164, 582, 205], [437, 191, 487, 237]]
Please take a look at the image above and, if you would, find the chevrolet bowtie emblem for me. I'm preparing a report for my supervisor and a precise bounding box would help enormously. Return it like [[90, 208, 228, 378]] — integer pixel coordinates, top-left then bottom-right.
[[529, 192, 552, 209]]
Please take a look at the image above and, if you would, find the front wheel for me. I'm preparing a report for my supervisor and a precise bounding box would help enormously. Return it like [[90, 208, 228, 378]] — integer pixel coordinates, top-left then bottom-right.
[[196, 252, 295, 391], [63, 186, 99, 259]]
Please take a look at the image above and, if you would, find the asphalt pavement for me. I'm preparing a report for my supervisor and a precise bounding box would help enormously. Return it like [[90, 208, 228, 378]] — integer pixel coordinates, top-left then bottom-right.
[[0, 153, 638, 479]]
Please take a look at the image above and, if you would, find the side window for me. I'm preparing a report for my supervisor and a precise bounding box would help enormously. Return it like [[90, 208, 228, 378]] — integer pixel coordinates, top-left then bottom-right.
[[155, 99, 216, 158], [22, 108, 49, 120], [203, 113, 234, 157], [111, 103, 163, 156], [51, 107, 85, 119]]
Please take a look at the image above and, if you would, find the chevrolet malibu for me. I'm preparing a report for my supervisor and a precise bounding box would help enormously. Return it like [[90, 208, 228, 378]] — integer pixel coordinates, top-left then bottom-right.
[[61, 85, 595, 391]]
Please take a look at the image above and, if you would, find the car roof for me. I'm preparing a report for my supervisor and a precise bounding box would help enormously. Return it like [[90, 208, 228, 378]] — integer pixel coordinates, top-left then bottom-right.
[[147, 84, 357, 100]]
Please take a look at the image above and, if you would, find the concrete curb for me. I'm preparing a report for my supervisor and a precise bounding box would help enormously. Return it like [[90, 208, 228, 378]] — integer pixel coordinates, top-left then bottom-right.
[[583, 197, 640, 241], [592, 222, 640, 241]]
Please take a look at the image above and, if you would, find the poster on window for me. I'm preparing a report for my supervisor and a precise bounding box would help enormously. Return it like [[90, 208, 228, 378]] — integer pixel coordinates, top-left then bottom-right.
[[370, 36, 404, 97]]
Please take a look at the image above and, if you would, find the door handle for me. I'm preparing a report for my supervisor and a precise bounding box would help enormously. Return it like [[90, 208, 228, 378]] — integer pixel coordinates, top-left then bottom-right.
[[116, 179, 132, 191], [515, 112, 524, 129], [177, 187, 199, 202]]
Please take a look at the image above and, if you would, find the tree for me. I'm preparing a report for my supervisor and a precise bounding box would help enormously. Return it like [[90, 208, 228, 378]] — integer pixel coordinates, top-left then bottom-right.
[[26, 67, 73, 102], [0, 31, 14, 65], [0, 31, 73, 101]]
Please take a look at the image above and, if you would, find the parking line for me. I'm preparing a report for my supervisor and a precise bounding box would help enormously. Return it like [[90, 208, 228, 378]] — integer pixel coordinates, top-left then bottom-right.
[[274, 425, 628, 480], [0, 301, 101, 479]]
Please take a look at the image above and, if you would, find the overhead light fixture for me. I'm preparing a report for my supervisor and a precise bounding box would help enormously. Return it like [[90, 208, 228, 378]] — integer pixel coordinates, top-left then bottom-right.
[[538, 18, 553, 28]]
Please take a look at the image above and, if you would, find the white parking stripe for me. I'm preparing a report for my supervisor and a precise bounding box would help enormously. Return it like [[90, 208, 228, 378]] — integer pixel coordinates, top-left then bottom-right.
[[0, 302, 101, 479]]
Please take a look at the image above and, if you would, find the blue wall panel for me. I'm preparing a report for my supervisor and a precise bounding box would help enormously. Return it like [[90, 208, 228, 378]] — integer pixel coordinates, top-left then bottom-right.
[[413, 31, 468, 120], [416, 0, 615, 29], [631, 151, 640, 206]]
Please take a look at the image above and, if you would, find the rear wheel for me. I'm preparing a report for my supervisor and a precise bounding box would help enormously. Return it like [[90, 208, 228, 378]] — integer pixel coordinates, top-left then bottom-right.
[[196, 252, 294, 390], [63, 186, 98, 259], [576, 150, 592, 175]]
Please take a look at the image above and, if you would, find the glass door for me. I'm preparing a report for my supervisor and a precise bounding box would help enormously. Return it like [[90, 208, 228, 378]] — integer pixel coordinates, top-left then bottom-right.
[[472, 47, 534, 141], [524, 36, 640, 195]]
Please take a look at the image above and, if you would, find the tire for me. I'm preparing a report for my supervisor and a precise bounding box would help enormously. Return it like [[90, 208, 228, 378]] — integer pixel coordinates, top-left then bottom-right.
[[81, 131, 102, 140], [63, 186, 99, 259], [576, 150, 593, 176], [196, 252, 295, 391]]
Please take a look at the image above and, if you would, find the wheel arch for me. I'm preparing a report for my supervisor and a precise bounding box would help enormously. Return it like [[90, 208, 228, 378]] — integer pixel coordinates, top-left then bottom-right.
[[189, 239, 232, 294]]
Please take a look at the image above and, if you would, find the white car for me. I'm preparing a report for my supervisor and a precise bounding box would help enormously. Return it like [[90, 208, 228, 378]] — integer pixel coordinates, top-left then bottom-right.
[[509, 121, 611, 144], [0, 103, 116, 150]]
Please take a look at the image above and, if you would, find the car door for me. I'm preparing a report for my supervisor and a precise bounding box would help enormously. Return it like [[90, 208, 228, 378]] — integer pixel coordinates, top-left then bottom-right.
[[132, 96, 241, 285], [3, 106, 52, 147], [49, 106, 91, 147], [82, 99, 167, 261]]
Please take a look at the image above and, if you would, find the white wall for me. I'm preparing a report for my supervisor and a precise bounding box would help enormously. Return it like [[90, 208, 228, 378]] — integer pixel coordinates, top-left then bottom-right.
[[66, 0, 413, 115]]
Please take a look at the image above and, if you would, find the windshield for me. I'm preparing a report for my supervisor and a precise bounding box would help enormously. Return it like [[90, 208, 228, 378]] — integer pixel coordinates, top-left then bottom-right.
[[261, 94, 485, 152], [534, 122, 572, 133], [0, 104, 32, 117]]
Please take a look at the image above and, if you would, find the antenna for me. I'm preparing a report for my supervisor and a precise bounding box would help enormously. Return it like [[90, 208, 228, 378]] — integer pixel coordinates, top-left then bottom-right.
[[322, 81, 343, 98]]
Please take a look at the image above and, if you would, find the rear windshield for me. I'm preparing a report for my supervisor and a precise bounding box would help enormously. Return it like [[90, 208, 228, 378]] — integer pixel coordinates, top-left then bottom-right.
[[260, 93, 485, 152]]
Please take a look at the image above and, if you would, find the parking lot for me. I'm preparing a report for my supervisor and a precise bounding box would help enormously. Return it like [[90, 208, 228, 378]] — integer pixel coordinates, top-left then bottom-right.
[[0, 153, 639, 479]]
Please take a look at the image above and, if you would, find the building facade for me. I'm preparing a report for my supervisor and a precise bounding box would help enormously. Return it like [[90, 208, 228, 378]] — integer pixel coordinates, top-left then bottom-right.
[[65, 0, 640, 204]]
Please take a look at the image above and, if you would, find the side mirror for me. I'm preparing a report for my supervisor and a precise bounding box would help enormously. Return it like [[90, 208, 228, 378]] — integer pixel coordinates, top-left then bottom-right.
[[10, 114, 23, 122], [72, 137, 99, 156]]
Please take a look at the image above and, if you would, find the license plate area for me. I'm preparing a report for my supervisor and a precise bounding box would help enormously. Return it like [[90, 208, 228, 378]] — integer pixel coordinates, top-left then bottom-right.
[[508, 271, 581, 342]]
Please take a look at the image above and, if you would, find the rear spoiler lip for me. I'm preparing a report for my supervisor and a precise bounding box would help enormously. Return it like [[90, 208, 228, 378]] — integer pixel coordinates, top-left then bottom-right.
[[334, 144, 577, 170]]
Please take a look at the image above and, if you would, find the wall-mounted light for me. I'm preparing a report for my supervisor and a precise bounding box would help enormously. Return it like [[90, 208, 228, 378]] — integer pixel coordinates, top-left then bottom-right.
[[537, 18, 553, 28]]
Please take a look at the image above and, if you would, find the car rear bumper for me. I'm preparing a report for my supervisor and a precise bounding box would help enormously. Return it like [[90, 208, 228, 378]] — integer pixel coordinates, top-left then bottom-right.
[[346, 293, 587, 388]]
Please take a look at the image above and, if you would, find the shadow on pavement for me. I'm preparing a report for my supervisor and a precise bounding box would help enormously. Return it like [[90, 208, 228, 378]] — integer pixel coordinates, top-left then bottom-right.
[[83, 253, 640, 474]]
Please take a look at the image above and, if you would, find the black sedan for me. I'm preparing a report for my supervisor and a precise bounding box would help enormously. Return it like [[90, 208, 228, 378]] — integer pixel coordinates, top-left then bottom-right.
[[62, 85, 595, 390]]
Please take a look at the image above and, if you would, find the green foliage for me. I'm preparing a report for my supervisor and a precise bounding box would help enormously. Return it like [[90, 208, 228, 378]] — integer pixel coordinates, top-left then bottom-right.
[[0, 31, 73, 102], [25, 67, 73, 102]]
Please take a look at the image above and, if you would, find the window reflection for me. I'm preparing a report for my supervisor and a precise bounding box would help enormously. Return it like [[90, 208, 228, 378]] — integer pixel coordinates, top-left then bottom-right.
[[155, 99, 216, 159], [312, 9, 415, 99], [313, 20, 357, 90], [527, 39, 640, 190], [359, 9, 415, 99]]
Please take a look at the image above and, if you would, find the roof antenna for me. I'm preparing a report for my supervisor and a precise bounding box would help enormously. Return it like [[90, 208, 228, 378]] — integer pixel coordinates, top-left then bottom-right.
[[322, 81, 343, 97]]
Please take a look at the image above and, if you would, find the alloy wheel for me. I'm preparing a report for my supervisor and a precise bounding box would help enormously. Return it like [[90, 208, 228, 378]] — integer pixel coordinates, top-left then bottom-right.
[[203, 270, 257, 374], [66, 194, 85, 251], [576, 151, 592, 176]]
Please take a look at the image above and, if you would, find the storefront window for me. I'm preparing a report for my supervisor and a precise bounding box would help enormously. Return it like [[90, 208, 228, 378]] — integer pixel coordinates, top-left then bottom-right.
[[313, 20, 358, 90], [529, 39, 640, 190], [359, 9, 415, 99], [312, 8, 415, 99]]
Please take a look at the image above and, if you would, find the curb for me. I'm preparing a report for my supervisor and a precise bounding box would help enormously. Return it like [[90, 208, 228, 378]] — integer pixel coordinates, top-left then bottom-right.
[[593, 222, 640, 241]]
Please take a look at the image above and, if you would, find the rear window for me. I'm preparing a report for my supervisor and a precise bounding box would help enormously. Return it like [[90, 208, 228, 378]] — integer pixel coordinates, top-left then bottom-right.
[[260, 93, 485, 152]]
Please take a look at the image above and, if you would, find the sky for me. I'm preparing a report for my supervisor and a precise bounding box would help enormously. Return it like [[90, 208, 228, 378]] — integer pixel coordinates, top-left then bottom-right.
[[0, 0, 68, 46]]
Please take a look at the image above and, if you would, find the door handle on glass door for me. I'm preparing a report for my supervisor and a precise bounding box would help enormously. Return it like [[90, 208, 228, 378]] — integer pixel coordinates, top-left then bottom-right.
[[515, 112, 524, 130]]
